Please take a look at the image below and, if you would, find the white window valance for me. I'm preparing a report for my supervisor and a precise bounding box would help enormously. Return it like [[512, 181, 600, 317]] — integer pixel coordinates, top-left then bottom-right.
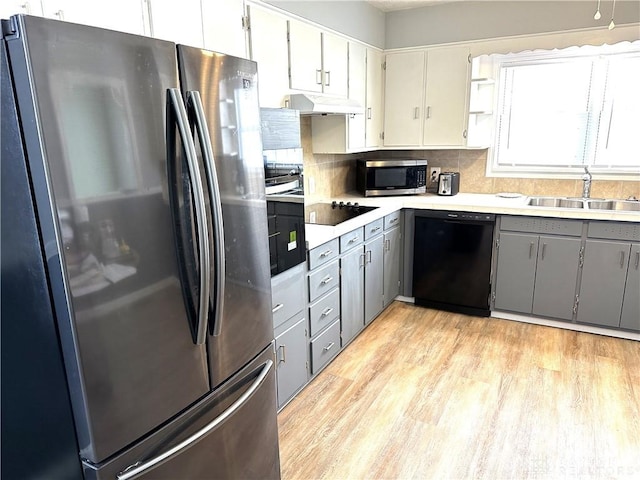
[[469, 24, 640, 57]]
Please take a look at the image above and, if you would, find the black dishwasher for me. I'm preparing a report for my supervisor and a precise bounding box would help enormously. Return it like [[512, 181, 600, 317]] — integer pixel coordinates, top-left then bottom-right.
[[413, 210, 495, 317]]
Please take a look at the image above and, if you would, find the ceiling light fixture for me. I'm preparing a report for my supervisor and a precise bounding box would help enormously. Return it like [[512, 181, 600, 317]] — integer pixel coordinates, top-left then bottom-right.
[[609, 0, 616, 30]]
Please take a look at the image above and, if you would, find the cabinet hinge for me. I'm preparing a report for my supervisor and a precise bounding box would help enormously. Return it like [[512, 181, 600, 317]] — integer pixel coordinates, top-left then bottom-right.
[[468, 53, 471, 63], [491, 291, 496, 302], [241, 15, 250, 31], [380, 132, 385, 140], [578, 246, 585, 268], [495, 238, 500, 249], [573, 295, 579, 315], [305, 361, 309, 372], [287, 31, 290, 42], [382, 61, 386, 70]]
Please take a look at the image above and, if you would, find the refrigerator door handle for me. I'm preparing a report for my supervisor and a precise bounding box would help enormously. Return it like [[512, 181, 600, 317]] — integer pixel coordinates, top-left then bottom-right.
[[116, 359, 274, 480], [167, 88, 211, 345], [186, 90, 225, 337]]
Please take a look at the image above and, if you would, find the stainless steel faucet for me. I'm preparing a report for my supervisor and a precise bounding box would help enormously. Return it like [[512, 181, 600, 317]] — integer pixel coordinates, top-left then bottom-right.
[[582, 166, 592, 198]]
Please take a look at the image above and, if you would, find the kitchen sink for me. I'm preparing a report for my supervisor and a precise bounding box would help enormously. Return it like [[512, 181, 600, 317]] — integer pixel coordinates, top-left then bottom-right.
[[586, 199, 640, 212], [527, 197, 585, 209]]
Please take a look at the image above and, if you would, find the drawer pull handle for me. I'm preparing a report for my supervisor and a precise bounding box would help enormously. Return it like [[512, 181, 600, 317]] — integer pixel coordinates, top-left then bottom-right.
[[348, 236, 359, 244], [528, 242, 534, 259], [389, 217, 398, 224], [541, 243, 547, 261], [321, 307, 334, 317], [619, 251, 625, 268], [278, 344, 286, 363], [371, 226, 381, 233], [635, 251, 639, 269], [385, 239, 390, 251], [320, 276, 333, 285], [323, 342, 335, 352], [272, 303, 284, 313], [319, 249, 333, 258]]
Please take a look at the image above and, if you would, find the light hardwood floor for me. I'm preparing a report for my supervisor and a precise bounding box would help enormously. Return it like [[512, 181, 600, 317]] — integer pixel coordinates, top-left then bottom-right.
[[277, 302, 640, 479]]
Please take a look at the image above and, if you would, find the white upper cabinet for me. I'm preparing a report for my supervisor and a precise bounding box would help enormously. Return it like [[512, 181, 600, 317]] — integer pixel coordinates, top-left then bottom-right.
[[287, 18, 348, 97], [311, 43, 383, 154], [146, 0, 204, 47], [347, 41, 367, 151], [201, 0, 246, 57], [288, 19, 322, 93], [422, 46, 470, 146], [383, 46, 470, 148], [383, 50, 426, 146], [322, 31, 348, 97], [365, 47, 383, 148], [1, 0, 44, 18], [247, 4, 290, 107], [41, 0, 147, 35]]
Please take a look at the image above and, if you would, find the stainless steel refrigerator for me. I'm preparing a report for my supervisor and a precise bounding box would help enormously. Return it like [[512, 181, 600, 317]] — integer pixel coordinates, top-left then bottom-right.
[[1, 14, 280, 479]]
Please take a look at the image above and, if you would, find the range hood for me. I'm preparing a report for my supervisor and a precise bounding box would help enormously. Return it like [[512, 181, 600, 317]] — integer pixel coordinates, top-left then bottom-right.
[[286, 94, 364, 115]]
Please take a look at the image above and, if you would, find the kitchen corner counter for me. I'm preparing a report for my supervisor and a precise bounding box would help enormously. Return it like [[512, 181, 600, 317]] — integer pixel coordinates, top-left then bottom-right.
[[305, 192, 640, 250]]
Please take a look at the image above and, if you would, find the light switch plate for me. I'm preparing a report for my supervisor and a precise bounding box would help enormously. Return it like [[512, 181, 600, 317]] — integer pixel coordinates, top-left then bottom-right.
[[429, 167, 441, 186]]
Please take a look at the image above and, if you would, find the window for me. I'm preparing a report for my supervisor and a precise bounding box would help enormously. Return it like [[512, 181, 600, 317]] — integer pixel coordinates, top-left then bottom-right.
[[490, 42, 640, 177]]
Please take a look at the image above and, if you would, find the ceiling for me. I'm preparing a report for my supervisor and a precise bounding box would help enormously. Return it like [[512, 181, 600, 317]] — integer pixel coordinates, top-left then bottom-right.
[[366, 0, 459, 12]]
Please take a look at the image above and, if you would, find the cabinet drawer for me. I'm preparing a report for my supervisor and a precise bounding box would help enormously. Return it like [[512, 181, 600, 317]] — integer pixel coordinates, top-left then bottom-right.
[[364, 218, 384, 240], [308, 261, 339, 302], [587, 222, 640, 242], [309, 288, 340, 337], [340, 227, 364, 253], [271, 264, 306, 329], [308, 238, 339, 270], [384, 210, 401, 230], [500, 216, 582, 237], [310, 319, 340, 375]]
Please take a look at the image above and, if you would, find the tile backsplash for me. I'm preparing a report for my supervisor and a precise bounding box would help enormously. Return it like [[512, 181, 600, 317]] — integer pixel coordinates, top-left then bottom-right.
[[300, 117, 639, 202]]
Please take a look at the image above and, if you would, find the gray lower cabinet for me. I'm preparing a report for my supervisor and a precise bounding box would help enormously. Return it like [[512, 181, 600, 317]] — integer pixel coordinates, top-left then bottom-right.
[[494, 217, 582, 321], [532, 235, 582, 320], [341, 245, 365, 345], [494, 232, 538, 313], [383, 225, 402, 307], [307, 240, 341, 377], [274, 315, 308, 409], [578, 240, 639, 330], [271, 263, 308, 409], [621, 244, 640, 331], [364, 235, 384, 325]]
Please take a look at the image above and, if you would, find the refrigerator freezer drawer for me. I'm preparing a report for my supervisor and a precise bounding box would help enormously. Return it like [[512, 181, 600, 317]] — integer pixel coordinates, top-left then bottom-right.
[[84, 344, 280, 480]]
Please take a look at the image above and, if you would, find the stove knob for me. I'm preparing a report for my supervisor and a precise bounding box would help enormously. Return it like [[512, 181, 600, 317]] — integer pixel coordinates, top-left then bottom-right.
[[339, 201, 345, 208], [353, 202, 359, 208], [331, 200, 337, 208], [346, 202, 352, 208]]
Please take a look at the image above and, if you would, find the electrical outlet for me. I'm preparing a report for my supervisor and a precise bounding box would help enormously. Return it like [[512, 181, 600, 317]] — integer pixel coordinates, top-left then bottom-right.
[[429, 167, 441, 186]]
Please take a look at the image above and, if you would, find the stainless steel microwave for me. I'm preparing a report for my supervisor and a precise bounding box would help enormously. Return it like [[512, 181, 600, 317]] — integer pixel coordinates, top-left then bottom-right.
[[357, 159, 428, 197]]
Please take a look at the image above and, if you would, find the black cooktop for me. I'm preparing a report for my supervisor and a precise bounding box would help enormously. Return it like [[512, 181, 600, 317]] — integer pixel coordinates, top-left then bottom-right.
[[305, 201, 378, 226]]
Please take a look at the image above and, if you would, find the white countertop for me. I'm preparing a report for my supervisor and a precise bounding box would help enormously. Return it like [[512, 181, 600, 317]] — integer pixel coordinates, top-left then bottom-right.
[[305, 192, 640, 250]]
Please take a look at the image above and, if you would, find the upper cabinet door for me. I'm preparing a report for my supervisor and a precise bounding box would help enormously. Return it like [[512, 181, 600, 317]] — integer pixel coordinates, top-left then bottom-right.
[[322, 31, 348, 97], [202, 0, 246, 57], [1, 0, 44, 18], [288, 19, 322, 93], [347, 41, 366, 151], [146, 0, 204, 47], [248, 4, 290, 107], [41, 0, 147, 35], [365, 47, 383, 148], [423, 46, 470, 146], [383, 50, 425, 146]]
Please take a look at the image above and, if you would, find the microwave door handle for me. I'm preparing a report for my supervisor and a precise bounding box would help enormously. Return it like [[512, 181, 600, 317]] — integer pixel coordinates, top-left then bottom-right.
[[167, 88, 211, 345], [186, 91, 225, 337]]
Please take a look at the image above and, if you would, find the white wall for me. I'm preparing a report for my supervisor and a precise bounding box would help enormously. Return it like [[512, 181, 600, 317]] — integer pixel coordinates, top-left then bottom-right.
[[386, 1, 640, 49], [267, 0, 386, 47]]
